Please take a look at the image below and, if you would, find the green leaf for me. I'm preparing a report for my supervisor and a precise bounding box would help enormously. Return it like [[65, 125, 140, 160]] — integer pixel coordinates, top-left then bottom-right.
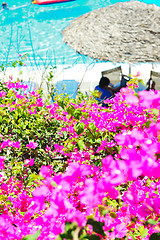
[[89, 122, 96, 131], [109, 212, 117, 219], [57, 99, 65, 109], [83, 112, 88, 120], [129, 231, 139, 240], [152, 109, 159, 116], [12, 62, 17, 68], [23, 229, 41, 240], [51, 181, 57, 187], [18, 61, 24, 66], [90, 155, 95, 160], [144, 120, 152, 128], [95, 138, 101, 144], [59, 222, 77, 240], [65, 222, 77, 232], [66, 105, 75, 115], [87, 219, 104, 236], [67, 142, 74, 151], [147, 219, 157, 225], [73, 109, 82, 120], [77, 140, 85, 150], [5, 127, 8, 133], [74, 122, 84, 135], [139, 225, 148, 238]]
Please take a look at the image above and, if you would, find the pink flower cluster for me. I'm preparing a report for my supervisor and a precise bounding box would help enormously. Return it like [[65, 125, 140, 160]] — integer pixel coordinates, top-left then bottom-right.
[[0, 90, 6, 98], [0, 139, 20, 150], [26, 141, 38, 149], [5, 81, 28, 90]]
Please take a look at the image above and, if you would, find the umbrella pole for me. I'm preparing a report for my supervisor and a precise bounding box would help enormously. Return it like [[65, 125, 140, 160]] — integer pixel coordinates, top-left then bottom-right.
[[129, 64, 131, 76]]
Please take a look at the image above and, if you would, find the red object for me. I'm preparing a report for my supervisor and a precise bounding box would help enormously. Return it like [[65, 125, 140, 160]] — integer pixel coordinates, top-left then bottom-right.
[[33, 0, 74, 4]]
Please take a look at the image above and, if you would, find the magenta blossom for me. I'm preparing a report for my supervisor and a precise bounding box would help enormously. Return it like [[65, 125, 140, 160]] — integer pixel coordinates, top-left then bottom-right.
[[24, 158, 35, 167], [26, 141, 38, 149], [11, 141, 21, 149], [0, 91, 7, 98], [0, 156, 5, 170]]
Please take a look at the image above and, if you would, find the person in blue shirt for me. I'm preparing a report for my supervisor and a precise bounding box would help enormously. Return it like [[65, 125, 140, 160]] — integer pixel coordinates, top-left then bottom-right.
[[95, 76, 121, 104]]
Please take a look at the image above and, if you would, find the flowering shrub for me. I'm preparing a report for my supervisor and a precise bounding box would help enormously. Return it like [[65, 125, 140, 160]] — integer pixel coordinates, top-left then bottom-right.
[[0, 76, 160, 240]]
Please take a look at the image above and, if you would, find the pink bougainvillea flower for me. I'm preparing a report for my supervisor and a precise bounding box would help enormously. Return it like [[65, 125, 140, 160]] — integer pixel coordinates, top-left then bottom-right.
[[28, 109, 34, 115], [29, 91, 40, 97], [136, 71, 141, 77], [46, 104, 52, 109], [0, 91, 7, 98], [36, 98, 44, 107], [0, 139, 12, 149], [138, 198, 160, 217], [125, 95, 139, 105], [45, 145, 52, 153], [110, 222, 128, 239], [26, 141, 38, 149], [39, 165, 53, 178], [33, 185, 49, 198], [21, 84, 28, 91], [0, 156, 5, 170], [138, 90, 160, 109], [24, 158, 35, 167], [11, 141, 21, 149]]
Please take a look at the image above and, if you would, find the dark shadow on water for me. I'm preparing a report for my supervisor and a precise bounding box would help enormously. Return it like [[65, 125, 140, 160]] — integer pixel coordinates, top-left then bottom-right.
[[0, 8, 27, 25]]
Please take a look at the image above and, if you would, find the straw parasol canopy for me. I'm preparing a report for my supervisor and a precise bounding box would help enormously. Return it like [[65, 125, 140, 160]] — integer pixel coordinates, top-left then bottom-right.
[[62, 1, 160, 64]]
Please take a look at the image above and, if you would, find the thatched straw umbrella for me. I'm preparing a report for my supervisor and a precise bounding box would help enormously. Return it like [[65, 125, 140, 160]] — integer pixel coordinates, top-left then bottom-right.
[[62, 1, 160, 64]]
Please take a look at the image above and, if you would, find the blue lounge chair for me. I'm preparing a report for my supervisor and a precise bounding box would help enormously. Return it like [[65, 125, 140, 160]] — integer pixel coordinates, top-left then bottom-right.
[[55, 80, 79, 99]]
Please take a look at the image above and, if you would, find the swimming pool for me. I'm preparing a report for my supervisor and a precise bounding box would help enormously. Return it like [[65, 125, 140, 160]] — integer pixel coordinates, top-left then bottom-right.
[[0, 0, 159, 67]]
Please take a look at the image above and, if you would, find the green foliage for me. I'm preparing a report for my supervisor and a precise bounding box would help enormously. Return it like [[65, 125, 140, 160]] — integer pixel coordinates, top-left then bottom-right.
[[147, 219, 157, 226], [22, 229, 41, 240], [57, 222, 78, 240], [83, 235, 101, 240], [57, 220, 105, 240], [87, 219, 105, 236], [0, 82, 70, 185], [74, 122, 85, 135], [138, 225, 148, 238], [149, 232, 160, 240]]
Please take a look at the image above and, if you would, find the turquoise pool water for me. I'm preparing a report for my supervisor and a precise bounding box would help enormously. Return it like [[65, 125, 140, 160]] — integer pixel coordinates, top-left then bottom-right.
[[0, 0, 159, 67]]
